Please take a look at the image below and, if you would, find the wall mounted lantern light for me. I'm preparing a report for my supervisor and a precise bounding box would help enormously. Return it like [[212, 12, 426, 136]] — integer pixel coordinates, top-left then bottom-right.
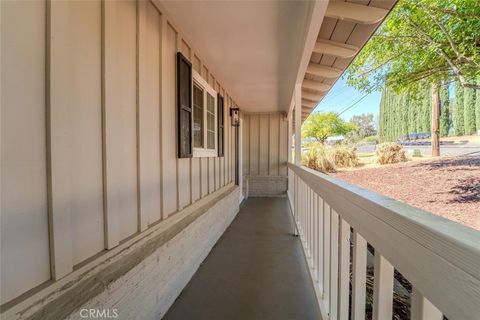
[[230, 107, 240, 126]]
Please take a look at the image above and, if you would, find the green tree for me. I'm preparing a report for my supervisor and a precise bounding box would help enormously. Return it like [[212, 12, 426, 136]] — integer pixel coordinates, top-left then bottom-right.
[[302, 112, 356, 142], [349, 113, 377, 139], [454, 81, 465, 135], [439, 84, 450, 136], [345, 0, 480, 156], [464, 78, 477, 134]]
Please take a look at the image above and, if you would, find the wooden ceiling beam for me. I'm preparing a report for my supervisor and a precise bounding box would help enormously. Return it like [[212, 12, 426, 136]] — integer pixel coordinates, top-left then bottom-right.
[[326, 2, 389, 25], [314, 39, 359, 59], [302, 79, 330, 92], [302, 90, 324, 102], [302, 100, 317, 109], [306, 63, 343, 79]]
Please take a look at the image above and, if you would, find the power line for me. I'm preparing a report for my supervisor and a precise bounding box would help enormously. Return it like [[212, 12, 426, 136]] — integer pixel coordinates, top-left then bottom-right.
[[338, 92, 371, 115]]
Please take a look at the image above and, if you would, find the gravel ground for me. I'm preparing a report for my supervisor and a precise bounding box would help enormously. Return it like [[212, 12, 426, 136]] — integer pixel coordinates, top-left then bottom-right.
[[332, 156, 480, 230]]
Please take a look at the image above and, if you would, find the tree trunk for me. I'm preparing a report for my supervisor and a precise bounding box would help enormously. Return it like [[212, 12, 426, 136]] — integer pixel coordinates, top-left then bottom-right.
[[431, 83, 441, 157]]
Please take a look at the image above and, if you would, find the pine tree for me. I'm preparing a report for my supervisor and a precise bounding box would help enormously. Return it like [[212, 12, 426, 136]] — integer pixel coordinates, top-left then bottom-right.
[[454, 81, 465, 135], [440, 84, 450, 136], [464, 78, 476, 135]]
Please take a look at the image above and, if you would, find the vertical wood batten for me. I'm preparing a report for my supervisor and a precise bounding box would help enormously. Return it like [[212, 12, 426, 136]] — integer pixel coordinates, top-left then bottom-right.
[[373, 252, 394, 320], [411, 288, 443, 320], [47, 0, 74, 279], [102, 0, 119, 248], [352, 231, 367, 320], [137, 0, 145, 231], [338, 218, 351, 320]]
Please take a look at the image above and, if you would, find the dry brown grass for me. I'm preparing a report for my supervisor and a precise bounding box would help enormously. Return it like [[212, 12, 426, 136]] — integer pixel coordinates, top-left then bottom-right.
[[302, 143, 359, 173], [375, 142, 407, 165]]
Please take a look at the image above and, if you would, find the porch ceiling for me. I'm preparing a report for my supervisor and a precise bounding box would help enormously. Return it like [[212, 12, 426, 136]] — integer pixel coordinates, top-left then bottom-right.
[[160, 0, 315, 113], [300, 0, 398, 122]]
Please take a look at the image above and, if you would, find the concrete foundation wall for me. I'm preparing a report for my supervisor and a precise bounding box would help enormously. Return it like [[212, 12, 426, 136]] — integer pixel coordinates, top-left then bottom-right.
[[245, 176, 287, 197]]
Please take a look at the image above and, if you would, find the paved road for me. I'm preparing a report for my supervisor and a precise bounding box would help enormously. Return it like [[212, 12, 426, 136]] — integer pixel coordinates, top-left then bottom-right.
[[357, 143, 480, 157]]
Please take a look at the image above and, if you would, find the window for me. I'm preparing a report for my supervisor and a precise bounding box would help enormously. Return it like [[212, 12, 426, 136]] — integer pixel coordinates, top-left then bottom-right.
[[192, 70, 217, 157]]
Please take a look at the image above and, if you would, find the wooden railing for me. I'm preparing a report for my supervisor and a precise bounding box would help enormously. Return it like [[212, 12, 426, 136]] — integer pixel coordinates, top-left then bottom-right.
[[287, 163, 480, 320]]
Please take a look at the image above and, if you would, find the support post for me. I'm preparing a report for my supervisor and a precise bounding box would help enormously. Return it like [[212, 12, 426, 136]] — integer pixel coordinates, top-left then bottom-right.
[[294, 84, 302, 166], [288, 113, 292, 164]]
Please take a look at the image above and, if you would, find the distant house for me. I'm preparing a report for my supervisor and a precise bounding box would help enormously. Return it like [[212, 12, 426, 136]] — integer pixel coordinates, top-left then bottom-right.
[[326, 135, 345, 144]]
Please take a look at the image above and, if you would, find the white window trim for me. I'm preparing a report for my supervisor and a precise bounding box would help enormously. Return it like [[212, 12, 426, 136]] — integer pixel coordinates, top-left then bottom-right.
[[192, 70, 217, 158]]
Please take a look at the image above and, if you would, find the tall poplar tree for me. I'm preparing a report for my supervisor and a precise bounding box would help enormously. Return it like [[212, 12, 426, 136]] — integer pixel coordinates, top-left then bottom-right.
[[439, 84, 450, 136], [476, 76, 480, 131], [454, 81, 465, 135], [464, 80, 476, 134]]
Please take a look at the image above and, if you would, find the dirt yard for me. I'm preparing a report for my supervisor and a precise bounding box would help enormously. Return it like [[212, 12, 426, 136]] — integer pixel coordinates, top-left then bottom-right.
[[332, 155, 480, 230]]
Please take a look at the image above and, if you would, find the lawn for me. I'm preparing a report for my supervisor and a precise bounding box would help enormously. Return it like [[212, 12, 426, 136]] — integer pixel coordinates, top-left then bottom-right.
[[332, 155, 480, 230]]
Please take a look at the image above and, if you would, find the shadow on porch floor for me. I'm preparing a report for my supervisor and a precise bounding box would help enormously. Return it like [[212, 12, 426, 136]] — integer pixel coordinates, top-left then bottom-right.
[[163, 197, 320, 320]]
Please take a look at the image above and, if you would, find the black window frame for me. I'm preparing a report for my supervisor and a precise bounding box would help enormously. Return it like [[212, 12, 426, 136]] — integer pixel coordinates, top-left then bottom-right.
[[217, 94, 224, 157]]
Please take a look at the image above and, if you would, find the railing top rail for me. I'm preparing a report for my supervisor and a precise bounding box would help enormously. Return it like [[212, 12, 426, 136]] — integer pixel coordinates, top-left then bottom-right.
[[288, 163, 480, 319]]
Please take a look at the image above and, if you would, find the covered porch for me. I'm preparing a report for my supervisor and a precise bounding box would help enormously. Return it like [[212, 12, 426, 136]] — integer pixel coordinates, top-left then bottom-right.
[[1, 0, 479, 320]]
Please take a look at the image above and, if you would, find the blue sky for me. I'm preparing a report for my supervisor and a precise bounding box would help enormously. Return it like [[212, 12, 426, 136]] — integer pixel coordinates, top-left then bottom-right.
[[313, 77, 381, 122]]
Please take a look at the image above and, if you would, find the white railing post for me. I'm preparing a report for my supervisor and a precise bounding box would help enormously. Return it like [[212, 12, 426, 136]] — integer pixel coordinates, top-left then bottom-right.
[[338, 218, 351, 320], [373, 253, 394, 320], [411, 288, 443, 320], [352, 231, 367, 320], [323, 202, 331, 314], [317, 197, 324, 295], [330, 209, 339, 319], [313, 192, 318, 281], [294, 84, 301, 166]]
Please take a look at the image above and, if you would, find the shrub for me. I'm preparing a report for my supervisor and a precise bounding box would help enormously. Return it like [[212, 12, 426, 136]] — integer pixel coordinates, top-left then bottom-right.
[[330, 145, 359, 168], [302, 144, 335, 173], [375, 142, 407, 164], [302, 143, 359, 172]]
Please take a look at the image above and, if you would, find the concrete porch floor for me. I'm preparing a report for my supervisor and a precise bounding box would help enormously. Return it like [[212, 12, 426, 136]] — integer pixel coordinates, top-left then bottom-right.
[[163, 197, 321, 320]]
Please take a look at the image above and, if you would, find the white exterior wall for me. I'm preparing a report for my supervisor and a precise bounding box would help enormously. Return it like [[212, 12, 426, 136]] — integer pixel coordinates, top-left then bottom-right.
[[1, 0, 238, 309]]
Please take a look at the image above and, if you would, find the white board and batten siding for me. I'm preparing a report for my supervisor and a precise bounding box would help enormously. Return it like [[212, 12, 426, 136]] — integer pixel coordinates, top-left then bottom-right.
[[242, 113, 288, 177], [0, 0, 236, 306]]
